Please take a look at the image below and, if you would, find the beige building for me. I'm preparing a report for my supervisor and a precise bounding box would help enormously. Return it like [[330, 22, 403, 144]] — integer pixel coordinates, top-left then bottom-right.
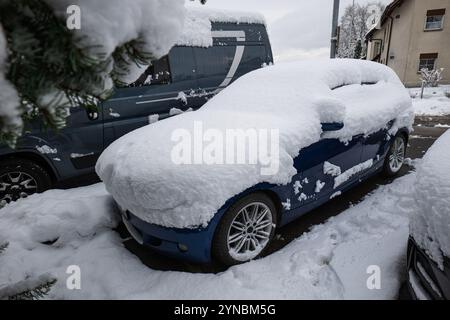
[[366, 0, 450, 87]]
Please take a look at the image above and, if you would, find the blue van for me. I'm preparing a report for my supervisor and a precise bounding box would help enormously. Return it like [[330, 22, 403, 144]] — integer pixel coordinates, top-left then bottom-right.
[[0, 21, 273, 205]]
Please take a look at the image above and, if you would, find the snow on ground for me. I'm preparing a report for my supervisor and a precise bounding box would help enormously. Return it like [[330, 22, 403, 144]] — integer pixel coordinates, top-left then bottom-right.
[[410, 85, 450, 116], [0, 173, 416, 299], [96, 59, 413, 229], [410, 130, 450, 270]]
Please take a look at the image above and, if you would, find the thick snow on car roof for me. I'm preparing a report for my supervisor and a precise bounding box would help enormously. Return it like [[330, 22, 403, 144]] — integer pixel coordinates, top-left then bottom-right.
[[177, 7, 266, 47], [410, 130, 450, 270], [96, 59, 413, 229]]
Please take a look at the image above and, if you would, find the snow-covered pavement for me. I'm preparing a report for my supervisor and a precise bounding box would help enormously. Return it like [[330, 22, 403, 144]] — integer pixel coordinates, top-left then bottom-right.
[[410, 85, 450, 116], [0, 171, 416, 300]]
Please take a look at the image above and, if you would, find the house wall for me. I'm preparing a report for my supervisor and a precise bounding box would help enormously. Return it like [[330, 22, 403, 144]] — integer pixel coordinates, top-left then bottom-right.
[[404, 0, 450, 86], [367, 0, 450, 87]]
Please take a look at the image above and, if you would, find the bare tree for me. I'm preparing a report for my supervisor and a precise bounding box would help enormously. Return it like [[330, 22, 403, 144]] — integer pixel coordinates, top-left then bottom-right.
[[420, 68, 445, 99], [338, 2, 385, 59]]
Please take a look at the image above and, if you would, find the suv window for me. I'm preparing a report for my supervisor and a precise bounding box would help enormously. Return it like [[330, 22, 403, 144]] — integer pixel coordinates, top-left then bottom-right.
[[129, 56, 171, 87]]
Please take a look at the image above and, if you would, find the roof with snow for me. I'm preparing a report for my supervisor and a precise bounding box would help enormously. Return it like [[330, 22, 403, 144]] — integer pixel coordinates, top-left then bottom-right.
[[177, 7, 266, 47], [187, 7, 266, 25], [366, 0, 404, 39]]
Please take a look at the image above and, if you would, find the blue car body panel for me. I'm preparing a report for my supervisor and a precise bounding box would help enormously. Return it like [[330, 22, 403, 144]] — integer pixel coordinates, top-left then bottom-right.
[[124, 127, 409, 263]]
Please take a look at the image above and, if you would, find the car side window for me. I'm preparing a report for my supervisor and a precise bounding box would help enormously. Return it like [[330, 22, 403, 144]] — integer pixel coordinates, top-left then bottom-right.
[[193, 46, 236, 79], [129, 55, 171, 87]]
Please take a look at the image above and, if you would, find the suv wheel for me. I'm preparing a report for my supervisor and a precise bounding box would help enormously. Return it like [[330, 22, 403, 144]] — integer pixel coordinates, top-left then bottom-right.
[[0, 159, 52, 206], [212, 193, 277, 266]]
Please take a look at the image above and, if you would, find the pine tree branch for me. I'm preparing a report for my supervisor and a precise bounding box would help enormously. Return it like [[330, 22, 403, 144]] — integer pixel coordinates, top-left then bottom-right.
[[0, 274, 57, 300], [0, 241, 8, 254]]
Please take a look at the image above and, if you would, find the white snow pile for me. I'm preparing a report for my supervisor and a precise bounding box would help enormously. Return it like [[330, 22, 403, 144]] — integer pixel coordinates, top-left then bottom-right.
[[410, 85, 450, 116], [0, 174, 416, 299], [410, 130, 450, 270], [177, 7, 266, 47], [47, 0, 186, 85], [96, 59, 413, 229]]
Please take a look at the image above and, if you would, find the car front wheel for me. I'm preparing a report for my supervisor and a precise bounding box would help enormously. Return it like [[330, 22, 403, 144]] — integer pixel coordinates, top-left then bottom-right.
[[212, 193, 277, 266], [383, 134, 407, 177]]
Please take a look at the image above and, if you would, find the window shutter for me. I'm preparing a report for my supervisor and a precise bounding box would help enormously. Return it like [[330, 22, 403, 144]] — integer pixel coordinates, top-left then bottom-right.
[[420, 53, 438, 59], [427, 9, 446, 16]]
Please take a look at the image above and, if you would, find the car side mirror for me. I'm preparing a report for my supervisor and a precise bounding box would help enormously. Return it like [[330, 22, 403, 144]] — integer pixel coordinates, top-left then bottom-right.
[[321, 122, 344, 132]]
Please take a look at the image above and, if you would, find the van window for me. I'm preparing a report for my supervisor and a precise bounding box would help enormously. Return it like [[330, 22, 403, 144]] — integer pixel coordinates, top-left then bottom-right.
[[169, 47, 197, 82], [235, 45, 266, 77], [130, 56, 171, 87], [193, 46, 236, 79]]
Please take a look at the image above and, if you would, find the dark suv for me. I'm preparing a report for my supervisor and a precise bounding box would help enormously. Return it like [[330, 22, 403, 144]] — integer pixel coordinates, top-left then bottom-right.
[[0, 21, 273, 205]]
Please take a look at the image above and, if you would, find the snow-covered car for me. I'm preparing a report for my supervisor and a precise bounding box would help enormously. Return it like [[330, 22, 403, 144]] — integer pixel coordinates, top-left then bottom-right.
[[96, 59, 414, 266], [407, 130, 450, 300]]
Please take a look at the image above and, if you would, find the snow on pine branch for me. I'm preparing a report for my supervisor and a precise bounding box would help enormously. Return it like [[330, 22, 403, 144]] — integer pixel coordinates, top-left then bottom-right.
[[46, 0, 186, 84], [0, 0, 189, 146], [0, 24, 22, 144], [0, 273, 57, 300]]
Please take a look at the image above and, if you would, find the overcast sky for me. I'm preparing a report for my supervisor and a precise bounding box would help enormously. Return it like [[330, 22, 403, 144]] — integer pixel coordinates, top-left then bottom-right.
[[187, 0, 392, 61]]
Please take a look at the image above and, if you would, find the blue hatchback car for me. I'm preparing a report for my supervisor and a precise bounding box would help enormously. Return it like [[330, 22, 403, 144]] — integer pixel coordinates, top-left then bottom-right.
[[103, 60, 413, 266], [121, 126, 409, 265]]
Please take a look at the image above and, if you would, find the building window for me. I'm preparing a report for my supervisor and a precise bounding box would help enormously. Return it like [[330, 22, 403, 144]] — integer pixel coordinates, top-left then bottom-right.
[[369, 40, 382, 61], [418, 53, 438, 72], [425, 9, 445, 30]]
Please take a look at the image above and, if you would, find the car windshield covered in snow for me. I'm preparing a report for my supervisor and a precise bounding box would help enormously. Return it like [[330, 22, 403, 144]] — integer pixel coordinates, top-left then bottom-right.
[[96, 59, 414, 231]]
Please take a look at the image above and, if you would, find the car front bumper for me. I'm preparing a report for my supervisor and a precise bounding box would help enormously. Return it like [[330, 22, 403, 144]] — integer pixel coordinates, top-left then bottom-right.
[[120, 208, 225, 264], [406, 237, 450, 300]]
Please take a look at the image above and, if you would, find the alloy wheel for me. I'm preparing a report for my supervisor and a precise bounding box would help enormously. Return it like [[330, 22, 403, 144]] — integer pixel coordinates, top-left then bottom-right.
[[389, 136, 405, 173], [227, 202, 274, 262]]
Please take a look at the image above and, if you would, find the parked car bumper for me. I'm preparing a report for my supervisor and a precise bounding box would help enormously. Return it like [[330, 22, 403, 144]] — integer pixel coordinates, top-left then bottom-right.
[[120, 207, 225, 264], [406, 237, 450, 300]]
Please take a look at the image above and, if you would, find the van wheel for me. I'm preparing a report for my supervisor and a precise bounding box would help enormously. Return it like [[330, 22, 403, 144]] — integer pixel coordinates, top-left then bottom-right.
[[0, 159, 52, 206], [383, 134, 406, 177], [212, 193, 277, 266]]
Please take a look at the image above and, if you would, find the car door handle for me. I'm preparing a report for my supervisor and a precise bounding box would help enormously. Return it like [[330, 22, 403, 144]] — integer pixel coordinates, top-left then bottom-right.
[[109, 108, 121, 118]]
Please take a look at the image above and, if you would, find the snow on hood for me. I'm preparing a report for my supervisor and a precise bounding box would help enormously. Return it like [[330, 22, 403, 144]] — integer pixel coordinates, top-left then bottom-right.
[[410, 130, 450, 269], [96, 59, 413, 229], [177, 7, 266, 47]]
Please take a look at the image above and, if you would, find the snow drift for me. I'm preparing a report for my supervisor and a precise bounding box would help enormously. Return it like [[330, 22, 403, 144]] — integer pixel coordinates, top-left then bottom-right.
[[0, 174, 415, 299], [96, 59, 414, 229], [410, 130, 450, 269]]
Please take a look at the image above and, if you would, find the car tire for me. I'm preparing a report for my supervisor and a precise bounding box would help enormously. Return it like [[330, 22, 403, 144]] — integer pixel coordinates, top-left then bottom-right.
[[212, 193, 278, 266], [383, 134, 407, 177], [0, 158, 52, 206]]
